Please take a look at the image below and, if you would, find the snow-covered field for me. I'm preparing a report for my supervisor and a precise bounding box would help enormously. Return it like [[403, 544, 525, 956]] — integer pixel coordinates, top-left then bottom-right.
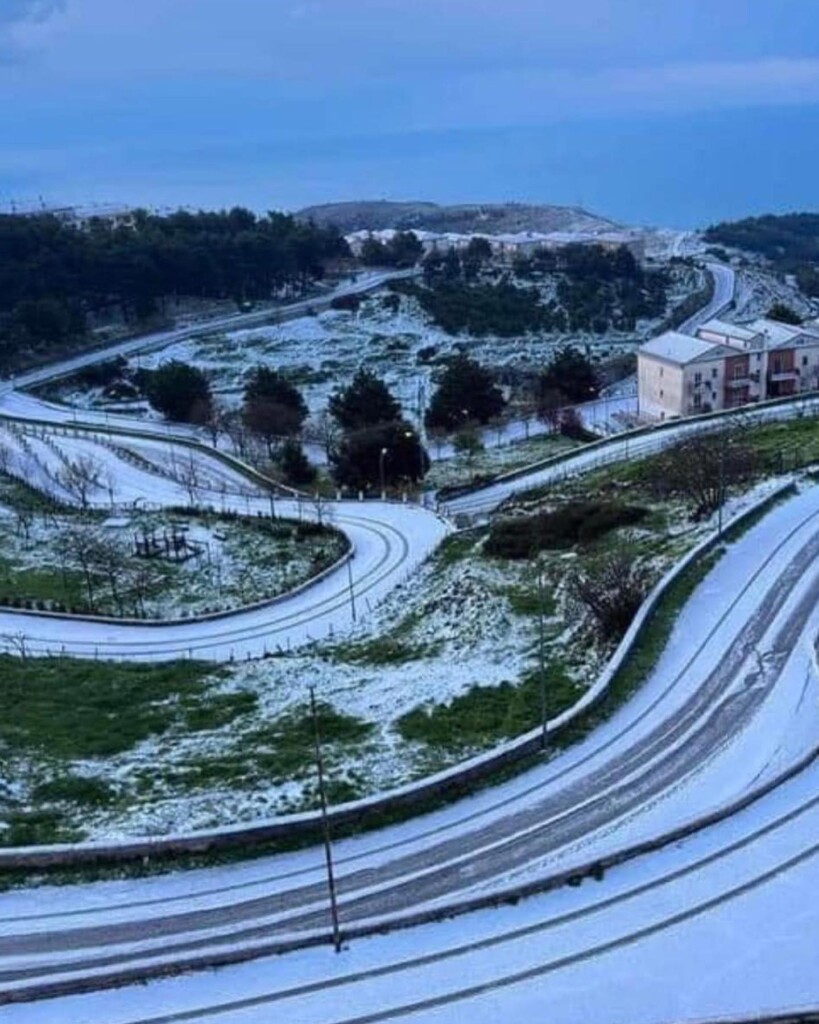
[[0, 401, 800, 841], [731, 263, 819, 322], [42, 274, 688, 437], [0, 498, 346, 620]]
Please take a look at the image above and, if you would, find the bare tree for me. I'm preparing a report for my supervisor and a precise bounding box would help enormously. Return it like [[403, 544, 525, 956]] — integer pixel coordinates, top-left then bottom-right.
[[14, 507, 34, 544], [220, 408, 251, 459], [58, 455, 103, 511], [648, 429, 758, 519], [2, 630, 29, 660], [308, 491, 329, 527], [311, 410, 341, 462], [567, 547, 653, 643], [55, 523, 103, 610], [537, 388, 564, 433], [89, 533, 129, 616], [129, 558, 164, 617], [201, 399, 230, 449], [175, 453, 205, 507]]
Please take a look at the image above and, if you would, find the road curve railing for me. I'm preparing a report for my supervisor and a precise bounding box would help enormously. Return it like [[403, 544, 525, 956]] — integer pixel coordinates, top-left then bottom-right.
[[439, 391, 819, 515]]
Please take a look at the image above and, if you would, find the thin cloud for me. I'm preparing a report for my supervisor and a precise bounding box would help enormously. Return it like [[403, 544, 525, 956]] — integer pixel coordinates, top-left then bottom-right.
[[0, 0, 64, 62], [0, 0, 64, 27]]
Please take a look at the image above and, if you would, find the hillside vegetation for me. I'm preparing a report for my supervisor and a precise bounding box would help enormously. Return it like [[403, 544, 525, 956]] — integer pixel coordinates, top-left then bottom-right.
[[395, 241, 668, 336], [0, 208, 348, 374], [705, 212, 819, 296]]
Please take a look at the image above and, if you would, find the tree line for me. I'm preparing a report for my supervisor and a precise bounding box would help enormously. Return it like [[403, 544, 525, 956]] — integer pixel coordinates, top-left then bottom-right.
[[0, 207, 349, 372], [395, 241, 667, 337], [704, 212, 819, 297]]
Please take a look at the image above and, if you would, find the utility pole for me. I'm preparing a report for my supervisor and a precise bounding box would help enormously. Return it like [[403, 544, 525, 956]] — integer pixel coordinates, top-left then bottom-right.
[[717, 440, 726, 539], [346, 556, 357, 622], [309, 686, 342, 953], [538, 562, 548, 752]]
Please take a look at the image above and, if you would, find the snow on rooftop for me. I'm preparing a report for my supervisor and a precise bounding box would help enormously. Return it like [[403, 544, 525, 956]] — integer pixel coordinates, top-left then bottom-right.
[[748, 317, 804, 348], [639, 331, 724, 365], [697, 318, 759, 343]]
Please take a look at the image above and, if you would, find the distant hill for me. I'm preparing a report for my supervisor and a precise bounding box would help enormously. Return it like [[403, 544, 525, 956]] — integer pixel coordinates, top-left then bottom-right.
[[295, 200, 621, 236]]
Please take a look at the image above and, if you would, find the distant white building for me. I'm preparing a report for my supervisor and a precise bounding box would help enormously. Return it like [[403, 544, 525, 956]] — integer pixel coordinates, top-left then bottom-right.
[[638, 317, 819, 420]]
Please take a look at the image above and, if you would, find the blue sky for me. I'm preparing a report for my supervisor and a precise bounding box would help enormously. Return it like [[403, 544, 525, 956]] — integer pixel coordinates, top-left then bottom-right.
[[1, 0, 818, 226]]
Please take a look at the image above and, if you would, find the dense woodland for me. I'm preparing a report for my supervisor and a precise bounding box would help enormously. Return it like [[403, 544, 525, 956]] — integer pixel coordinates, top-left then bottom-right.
[[705, 213, 819, 297], [397, 242, 668, 336], [0, 208, 349, 373]]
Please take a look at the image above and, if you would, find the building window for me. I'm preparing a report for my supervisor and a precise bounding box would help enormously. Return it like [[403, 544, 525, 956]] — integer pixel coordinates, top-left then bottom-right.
[[659, 366, 664, 377], [803, 355, 809, 367], [659, 389, 664, 398], [712, 367, 718, 378], [694, 371, 702, 385], [692, 392, 702, 409]]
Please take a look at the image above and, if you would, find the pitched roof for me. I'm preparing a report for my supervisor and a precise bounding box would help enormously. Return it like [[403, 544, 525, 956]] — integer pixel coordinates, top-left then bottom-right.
[[640, 331, 730, 366], [696, 318, 760, 344], [747, 318, 803, 349]]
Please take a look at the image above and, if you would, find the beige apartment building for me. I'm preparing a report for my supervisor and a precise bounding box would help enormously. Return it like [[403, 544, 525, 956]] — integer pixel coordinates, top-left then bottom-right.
[[638, 317, 819, 420]]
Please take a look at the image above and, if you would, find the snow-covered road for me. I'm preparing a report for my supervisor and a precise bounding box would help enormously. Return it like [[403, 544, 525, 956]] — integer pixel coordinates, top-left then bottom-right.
[[4, 483, 819, 1016], [11, 762, 819, 1023], [678, 262, 736, 333], [445, 395, 819, 517], [0, 424, 450, 660], [0, 270, 413, 397]]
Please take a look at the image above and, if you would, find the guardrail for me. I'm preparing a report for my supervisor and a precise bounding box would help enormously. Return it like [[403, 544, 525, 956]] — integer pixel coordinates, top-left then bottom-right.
[[437, 391, 819, 506], [0, 481, 797, 870]]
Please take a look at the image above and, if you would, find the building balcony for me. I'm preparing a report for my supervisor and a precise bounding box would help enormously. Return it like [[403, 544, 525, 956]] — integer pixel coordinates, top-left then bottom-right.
[[725, 377, 751, 388], [768, 370, 798, 382]]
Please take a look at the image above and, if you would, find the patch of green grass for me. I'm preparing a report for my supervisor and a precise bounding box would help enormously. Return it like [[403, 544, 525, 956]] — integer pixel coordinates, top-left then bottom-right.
[[433, 529, 485, 566], [182, 690, 258, 732], [0, 656, 224, 759], [0, 558, 88, 609], [0, 809, 85, 847], [503, 585, 557, 617], [485, 502, 649, 559], [330, 636, 442, 666], [31, 774, 117, 808], [156, 701, 375, 792], [397, 664, 582, 751]]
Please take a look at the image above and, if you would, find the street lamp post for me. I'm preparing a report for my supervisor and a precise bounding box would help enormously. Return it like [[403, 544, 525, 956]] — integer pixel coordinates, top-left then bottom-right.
[[379, 446, 388, 499], [404, 429, 425, 494]]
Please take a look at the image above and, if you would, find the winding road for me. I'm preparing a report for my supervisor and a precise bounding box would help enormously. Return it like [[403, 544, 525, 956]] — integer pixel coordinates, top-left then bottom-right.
[[4, 258, 819, 1022], [2, 481, 819, 1021]]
